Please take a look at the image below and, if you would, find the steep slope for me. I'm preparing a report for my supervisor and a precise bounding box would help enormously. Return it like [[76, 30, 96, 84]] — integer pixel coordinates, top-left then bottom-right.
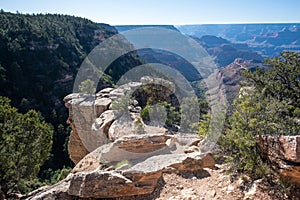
[[192, 35, 263, 67], [137, 48, 202, 82], [0, 12, 143, 171], [216, 58, 264, 104], [0, 12, 116, 115]]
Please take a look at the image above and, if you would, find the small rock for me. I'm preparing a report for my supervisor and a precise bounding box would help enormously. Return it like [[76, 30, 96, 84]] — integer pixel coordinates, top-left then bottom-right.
[[177, 185, 184, 190], [227, 185, 235, 191], [210, 189, 216, 197], [166, 138, 175, 148], [184, 146, 199, 153], [132, 99, 139, 106], [99, 87, 114, 94]]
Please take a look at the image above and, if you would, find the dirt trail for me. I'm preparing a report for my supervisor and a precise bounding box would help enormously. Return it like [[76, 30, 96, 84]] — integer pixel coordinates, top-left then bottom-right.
[[118, 163, 293, 200], [157, 163, 294, 200]]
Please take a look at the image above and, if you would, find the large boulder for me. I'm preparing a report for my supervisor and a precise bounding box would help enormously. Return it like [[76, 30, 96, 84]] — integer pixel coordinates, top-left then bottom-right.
[[257, 135, 300, 186], [26, 134, 215, 199]]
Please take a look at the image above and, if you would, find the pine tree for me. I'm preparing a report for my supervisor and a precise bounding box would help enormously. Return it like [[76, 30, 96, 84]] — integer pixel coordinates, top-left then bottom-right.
[[0, 96, 53, 196]]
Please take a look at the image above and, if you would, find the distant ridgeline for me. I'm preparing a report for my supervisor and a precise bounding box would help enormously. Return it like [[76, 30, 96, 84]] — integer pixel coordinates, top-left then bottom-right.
[[116, 25, 203, 82], [117, 23, 300, 67], [177, 23, 300, 58]]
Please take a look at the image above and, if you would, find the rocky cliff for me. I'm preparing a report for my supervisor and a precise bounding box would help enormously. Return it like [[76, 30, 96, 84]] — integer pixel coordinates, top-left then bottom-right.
[[26, 77, 217, 199], [64, 76, 181, 164], [26, 133, 215, 199]]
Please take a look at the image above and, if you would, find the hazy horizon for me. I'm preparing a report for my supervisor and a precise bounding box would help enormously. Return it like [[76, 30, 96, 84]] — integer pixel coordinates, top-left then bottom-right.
[[1, 0, 300, 25]]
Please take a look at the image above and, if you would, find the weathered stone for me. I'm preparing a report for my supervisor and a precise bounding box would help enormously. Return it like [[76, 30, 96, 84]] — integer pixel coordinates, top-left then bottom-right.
[[201, 153, 216, 168], [257, 135, 300, 186], [78, 110, 117, 152], [114, 134, 172, 153], [63, 93, 81, 108], [131, 99, 139, 106], [27, 133, 215, 199], [25, 178, 72, 200], [64, 77, 185, 164], [108, 115, 134, 141], [184, 145, 200, 154], [98, 87, 114, 94], [109, 88, 125, 99], [93, 110, 117, 144], [67, 170, 162, 198], [64, 94, 110, 163], [94, 97, 111, 117], [67, 130, 89, 164]]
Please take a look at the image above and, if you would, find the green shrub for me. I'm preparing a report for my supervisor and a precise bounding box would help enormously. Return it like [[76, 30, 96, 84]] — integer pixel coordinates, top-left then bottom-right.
[[0, 96, 53, 195], [221, 51, 300, 179], [78, 79, 96, 94]]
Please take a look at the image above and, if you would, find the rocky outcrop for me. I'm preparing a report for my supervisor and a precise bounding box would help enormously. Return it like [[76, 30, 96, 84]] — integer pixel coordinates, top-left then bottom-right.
[[257, 135, 300, 186], [64, 77, 176, 164], [47, 76, 221, 199], [26, 134, 215, 199]]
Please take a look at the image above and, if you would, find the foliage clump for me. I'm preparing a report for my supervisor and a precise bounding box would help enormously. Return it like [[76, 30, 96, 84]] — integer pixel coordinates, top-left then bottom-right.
[[222, 51, 300, 178], [79, 79, 96, 94], [0, 96, 53, 195]]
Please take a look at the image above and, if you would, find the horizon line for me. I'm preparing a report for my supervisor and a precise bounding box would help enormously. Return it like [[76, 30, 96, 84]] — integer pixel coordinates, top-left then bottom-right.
[[114, 22, 300, 26], [2, 10, 300, 26]]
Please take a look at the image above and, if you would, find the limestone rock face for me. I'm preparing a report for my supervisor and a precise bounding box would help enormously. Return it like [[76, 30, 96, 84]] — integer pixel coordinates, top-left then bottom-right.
[[257, 135, 300, 186], [67, 130, 89, 164], [51, 76, 219, 199], [26, 134, 215, 199], [64, 77, 176, 164]]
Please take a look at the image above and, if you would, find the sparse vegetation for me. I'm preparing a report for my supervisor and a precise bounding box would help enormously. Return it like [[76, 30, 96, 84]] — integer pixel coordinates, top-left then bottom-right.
[[79, 79, 96, 94], [140, 99, 180, 128], [221, 51, 300, 179], [134, 118, 145, 134], [0, 8, 299, 199], [114, 160, 130, 169]]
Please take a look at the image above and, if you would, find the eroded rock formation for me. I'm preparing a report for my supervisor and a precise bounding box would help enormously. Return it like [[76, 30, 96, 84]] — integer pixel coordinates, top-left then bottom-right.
[[64, 77, 175, 164], [23, 76, 219, 199]]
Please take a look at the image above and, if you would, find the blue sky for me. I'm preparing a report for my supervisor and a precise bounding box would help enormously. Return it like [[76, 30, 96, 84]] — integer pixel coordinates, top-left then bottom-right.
[[1, 0, 300, 25]]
